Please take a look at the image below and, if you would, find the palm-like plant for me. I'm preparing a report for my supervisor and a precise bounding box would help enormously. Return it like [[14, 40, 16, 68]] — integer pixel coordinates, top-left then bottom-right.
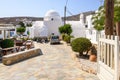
[[92, 6, 105, 31], [92, 0, 120, 35]]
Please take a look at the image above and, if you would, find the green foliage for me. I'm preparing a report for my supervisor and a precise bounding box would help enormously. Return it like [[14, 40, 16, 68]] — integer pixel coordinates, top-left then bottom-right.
[[26, 23, 32, 27], [92, 1, 120, 31], [17, 27, 26, 34], [61, 34, 65, 40], [71, 37, 92, 54], [59, 24, 72, 35], [114, 6, 120, 22], [19, 22, 25, 27], [63, 34, 74, 43], [27, 30, 30, 35], [92, 6, 105, 31], [64, 34, 71, 43], [1, 39, 14, 48]]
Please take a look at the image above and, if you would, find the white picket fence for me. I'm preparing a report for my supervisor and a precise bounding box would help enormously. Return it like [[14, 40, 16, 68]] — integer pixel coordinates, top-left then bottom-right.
[[97, 35, 120, 80]]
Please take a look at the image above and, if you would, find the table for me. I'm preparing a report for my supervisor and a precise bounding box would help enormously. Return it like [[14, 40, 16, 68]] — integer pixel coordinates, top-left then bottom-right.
[[15, 42, 23, 46]]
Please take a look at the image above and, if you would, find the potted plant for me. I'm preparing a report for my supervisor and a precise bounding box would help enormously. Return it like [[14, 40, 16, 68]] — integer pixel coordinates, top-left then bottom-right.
[[89, 46, 97, 62]]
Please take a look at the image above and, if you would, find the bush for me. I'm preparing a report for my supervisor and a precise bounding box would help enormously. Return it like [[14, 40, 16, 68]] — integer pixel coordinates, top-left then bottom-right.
[[33, 37, 39, 41], [17, 27, 26, 35], [59, 24, 72, 35], [1, 39, 14, 48], [71, 37, 92, 56], [61, 34, 65, 40], [64, 34, 71, 43]]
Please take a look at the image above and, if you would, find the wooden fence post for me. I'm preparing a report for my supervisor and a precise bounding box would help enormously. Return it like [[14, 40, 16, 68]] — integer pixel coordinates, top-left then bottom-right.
[[114, 36, 119, 80], [97, 35, 100, 74]]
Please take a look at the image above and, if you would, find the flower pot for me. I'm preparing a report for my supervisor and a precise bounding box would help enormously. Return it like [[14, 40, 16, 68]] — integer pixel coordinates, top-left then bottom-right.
[[89, 55, 97, 62]]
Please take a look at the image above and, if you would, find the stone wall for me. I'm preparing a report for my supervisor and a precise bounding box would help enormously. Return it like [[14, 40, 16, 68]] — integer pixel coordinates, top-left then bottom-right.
[[2, 48, 42, 65]]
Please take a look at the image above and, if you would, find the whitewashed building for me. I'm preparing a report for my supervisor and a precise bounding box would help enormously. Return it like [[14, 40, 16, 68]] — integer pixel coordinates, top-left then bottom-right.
[[0, 10, 100, 43], [44, 10, 62, 36], [29, 10, 88, 39]]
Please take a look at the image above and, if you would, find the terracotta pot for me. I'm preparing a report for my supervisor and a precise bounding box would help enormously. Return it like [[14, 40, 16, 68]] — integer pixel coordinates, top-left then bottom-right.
[[89, 55, 97, 62]]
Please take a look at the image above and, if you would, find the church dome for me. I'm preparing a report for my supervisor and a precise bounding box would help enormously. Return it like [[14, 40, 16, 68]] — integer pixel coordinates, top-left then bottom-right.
[[44, 10, 61, 21], [44, 10, 62, 36], [45, 10, 60, 17]]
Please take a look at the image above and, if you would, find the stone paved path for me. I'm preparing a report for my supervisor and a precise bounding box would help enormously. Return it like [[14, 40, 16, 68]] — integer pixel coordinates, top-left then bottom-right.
[[0, 42, 100, 80]]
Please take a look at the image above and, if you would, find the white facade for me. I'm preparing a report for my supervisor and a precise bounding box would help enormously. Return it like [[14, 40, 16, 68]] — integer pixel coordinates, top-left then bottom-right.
[[29, 21, 48, 38], [85, 14, 100, 44], [0, 24, 16, 39], [0, 10, 101, 42], [29, 10, 97, 41], [66, 21, 86, 38], [86, 15, 93, 29], [44, 10, 62, 36]]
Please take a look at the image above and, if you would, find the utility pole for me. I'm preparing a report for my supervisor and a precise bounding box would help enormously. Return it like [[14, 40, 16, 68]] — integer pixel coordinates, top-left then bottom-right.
[[64, 0, 68, 25], [64, 6, 67, 25], [105, 0, 114, 35]]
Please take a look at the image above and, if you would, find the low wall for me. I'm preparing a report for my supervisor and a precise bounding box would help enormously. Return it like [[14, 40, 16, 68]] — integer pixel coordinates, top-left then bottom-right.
[[2, 48, 42, 65]]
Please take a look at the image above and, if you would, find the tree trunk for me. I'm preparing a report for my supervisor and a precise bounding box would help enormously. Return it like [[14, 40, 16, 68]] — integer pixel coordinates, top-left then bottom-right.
[[79, 52, 83, 57], [116, 22, 120, 37], [105, 0, 114, 35]]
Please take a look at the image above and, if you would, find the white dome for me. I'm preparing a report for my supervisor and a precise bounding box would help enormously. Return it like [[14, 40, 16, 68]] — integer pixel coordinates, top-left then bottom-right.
[[45, 10, 60, 17], [44, 10, 62, 36]]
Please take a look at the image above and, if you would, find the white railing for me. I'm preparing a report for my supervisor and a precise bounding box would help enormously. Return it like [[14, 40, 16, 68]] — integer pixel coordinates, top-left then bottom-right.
[[97, 35, 120, 80]]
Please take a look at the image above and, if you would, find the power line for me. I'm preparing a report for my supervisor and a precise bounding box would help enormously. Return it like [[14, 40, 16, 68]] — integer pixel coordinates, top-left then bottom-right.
[[66, 8, 80, 20], [65, 0, 69, 6], [66, 8, 74, 16]]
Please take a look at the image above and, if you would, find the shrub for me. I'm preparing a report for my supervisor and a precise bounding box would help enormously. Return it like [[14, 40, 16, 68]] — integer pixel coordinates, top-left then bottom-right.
[[71, 37, 92, 56], [33, 37, 38, 41], [61, 34, 65, 40], [1, 39, 14, 48], [59, 24, 72, 35], [17, 27, 26, 35], [64, 34, 71, 43]]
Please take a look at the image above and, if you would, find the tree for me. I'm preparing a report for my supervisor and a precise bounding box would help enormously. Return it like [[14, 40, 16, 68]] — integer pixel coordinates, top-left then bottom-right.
[[59, 24, 72, 35], [17, 27, 26, 35], [92, 1, 120, 36], [105, 0, 114, 35], [114, 0, 120, 36], [26, 23, 32, 27], [19, 21, 25, 27], [92, 6, 105, 31]]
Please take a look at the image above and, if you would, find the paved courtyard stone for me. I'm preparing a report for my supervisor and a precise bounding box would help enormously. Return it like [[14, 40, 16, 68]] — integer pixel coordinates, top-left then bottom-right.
[[0, 42, 100, 80]]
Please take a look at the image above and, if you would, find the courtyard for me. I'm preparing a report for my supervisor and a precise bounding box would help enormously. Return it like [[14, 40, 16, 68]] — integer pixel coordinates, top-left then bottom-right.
[[0, 42, 99, 80]]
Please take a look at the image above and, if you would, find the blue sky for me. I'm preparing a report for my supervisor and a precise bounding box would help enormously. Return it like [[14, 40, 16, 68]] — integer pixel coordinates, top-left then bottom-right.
[[0, 0, 102, 17]]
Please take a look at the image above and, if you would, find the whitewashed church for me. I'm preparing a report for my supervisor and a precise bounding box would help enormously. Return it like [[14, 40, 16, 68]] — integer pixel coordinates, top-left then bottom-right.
[[29, 10, 99, 44], [0, 10, 100, 44]]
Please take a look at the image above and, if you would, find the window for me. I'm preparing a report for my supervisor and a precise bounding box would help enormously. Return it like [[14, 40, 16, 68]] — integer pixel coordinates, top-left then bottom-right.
[[51, 18, 54, 21], [85, 25, 88, 28]]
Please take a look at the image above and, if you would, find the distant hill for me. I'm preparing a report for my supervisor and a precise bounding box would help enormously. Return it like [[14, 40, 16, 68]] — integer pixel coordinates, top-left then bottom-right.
[[0, 11, 95, 25], [0, 17, 43, 25], [64, 11, 95, 22]]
